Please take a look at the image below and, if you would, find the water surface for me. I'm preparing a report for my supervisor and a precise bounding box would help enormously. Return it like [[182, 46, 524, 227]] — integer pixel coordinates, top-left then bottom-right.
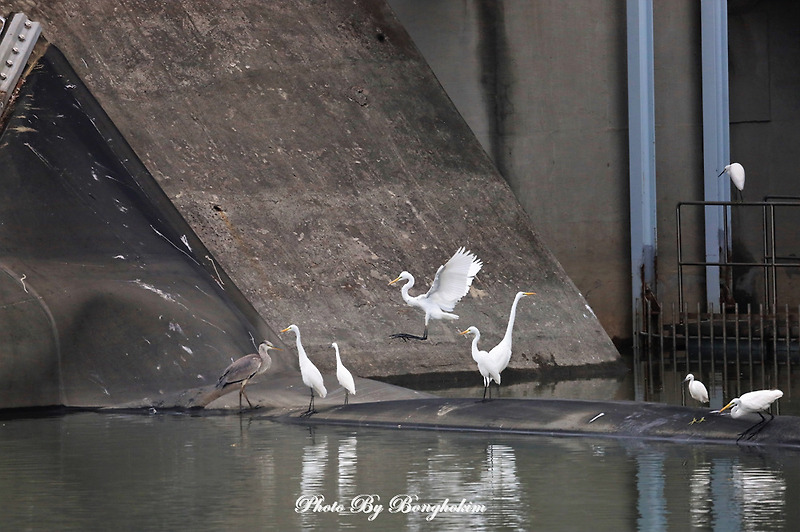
[[1, 411, 799, 530]]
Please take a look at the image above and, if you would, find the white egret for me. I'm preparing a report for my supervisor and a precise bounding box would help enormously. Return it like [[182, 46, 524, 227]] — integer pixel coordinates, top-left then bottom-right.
[[459, 326, 500, 400], [281, 325, 327, 416], [215, 341, 280, 410], [389, 247, 483, 340], [718, 162, 745, 200], [332, 342, 356, 405], [459, 291, 535, 398], [718, 389, 783, 442], [683, 373, 709, 404]]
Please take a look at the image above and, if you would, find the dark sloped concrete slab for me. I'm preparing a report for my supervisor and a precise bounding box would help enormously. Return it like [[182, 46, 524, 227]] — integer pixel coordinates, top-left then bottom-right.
[[270, 397, 800, 449], [0, 44, 287, 408]]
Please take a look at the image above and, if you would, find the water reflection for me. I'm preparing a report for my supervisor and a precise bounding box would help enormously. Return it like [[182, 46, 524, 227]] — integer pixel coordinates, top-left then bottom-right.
[[0, 413, 798, 530]]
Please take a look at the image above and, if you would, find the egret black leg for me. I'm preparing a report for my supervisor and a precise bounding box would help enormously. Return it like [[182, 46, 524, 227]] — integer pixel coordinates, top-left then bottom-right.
[[344, 392, 349, 405], [737, 412, 770, 442], [302, 388, 318, 417], [746, 412, 775, 440]]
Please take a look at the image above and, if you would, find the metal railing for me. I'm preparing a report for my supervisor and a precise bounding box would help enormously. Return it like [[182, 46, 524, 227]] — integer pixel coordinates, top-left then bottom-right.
[[676, 198, 800, 311]]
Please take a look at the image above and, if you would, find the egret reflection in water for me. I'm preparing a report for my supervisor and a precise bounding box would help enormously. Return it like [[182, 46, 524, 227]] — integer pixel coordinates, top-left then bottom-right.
[[0, 414, 797, 531]]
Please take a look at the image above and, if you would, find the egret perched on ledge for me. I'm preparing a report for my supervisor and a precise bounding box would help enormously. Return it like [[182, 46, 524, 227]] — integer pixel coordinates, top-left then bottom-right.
[[389, 247, 483, 341], [460, 291, 535, 399], [215, 341, 280, 410], [718, 389, 783, 442], [459, 326, 498, 401], [281, 325, 327, 416], [718, 162, 745, 201], [683, 373, 709, 404], [332, 342, 356, 405]]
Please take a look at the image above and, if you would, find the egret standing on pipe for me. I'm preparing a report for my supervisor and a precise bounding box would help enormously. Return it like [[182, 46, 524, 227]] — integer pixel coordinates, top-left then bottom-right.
[[683, 373, 709, 404], [281, 325, 327, 416], [215, 341, 280, 410], [718, 389, 783, 442], [459, 326, 498, 401], [459, 291, 535, 399], [389, 247, 483, 341], [332, 342, 356, 405], [719, 162, 745, 201]]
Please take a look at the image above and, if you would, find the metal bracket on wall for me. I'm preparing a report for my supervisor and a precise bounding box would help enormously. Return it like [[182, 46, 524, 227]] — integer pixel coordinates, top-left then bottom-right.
[[0, 13, 42, 112]]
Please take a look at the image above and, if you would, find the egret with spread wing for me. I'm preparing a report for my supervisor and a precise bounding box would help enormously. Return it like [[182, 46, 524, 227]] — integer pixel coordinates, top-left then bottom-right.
[[718, 389, 783, 442], [281, 325, 327, 416], [389, 247, 483, 340], [215, 341, 280, 410], [332, 342, 356, 404]]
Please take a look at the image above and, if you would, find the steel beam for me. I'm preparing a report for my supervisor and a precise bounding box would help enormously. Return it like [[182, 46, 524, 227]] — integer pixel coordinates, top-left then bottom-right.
[[627, 0, 657, 316], [701, 0, 731, 308]]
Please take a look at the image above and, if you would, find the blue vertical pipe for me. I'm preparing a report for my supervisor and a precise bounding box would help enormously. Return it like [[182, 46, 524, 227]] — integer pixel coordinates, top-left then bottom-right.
[[701, 0, 730, 308], [627, 0, 657, 319]]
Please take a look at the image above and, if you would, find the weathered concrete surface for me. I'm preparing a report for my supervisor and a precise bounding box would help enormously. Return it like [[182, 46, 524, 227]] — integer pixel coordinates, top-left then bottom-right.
[[3, 0, 619, 381]]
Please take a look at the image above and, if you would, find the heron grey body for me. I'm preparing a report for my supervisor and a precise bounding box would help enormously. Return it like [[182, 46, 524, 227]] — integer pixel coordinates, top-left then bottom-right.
[[215, 341, 278, 410]]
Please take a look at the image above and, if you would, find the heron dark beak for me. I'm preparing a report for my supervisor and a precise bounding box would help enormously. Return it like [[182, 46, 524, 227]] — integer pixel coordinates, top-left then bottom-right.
[[717, 170, 725, 177]]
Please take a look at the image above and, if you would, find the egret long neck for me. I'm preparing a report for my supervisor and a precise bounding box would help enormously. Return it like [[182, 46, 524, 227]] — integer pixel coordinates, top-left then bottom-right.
[[502, 293, 525, 345], [470, 331, 481, 362], [400, 275, 415, 303], [294, 331, 308, 362]]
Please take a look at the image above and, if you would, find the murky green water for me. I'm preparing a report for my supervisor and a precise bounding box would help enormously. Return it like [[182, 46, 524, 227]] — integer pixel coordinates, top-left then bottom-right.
[[1, 410, 799, 531]]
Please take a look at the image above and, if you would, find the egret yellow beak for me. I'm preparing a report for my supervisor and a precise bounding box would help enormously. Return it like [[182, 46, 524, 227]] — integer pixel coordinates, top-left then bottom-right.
[[524, 292, 536, 296], [280, 327, 291, 333], [719, 401, 734, 413], [459, 329, 470, 335], [388, 276, 402, 285]]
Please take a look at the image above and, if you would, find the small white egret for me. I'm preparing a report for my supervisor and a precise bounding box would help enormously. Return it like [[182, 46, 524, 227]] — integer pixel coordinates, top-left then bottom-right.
[[215, 341, 280, 410], [718, 389, 783, 442], [459, 326, 500, 400], [389, 247, 483, 340], [459, 291, 535, 399], [332, 342, 356, 405], [718, 162, 745, 200], [683, 373, 709, 404], [281, 325, 327, 416]]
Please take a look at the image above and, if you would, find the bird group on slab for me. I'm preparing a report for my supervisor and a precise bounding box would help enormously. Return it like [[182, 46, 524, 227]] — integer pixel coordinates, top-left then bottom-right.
[[213, 247, 539, 413]]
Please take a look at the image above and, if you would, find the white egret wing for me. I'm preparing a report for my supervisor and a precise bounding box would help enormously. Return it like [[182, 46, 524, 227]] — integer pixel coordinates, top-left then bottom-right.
[[426, 247, 483, 311]]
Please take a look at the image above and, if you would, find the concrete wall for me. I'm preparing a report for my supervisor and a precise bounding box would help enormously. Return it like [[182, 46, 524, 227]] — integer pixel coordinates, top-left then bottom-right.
[[389, 0, 632, 341], [388, 0, 800, 338], [0, 0, 620, 380]]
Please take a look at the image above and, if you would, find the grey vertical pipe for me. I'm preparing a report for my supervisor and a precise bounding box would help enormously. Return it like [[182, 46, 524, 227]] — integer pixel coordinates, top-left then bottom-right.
[[701, 0, 731, 307], [627, 0, 657, 324]]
